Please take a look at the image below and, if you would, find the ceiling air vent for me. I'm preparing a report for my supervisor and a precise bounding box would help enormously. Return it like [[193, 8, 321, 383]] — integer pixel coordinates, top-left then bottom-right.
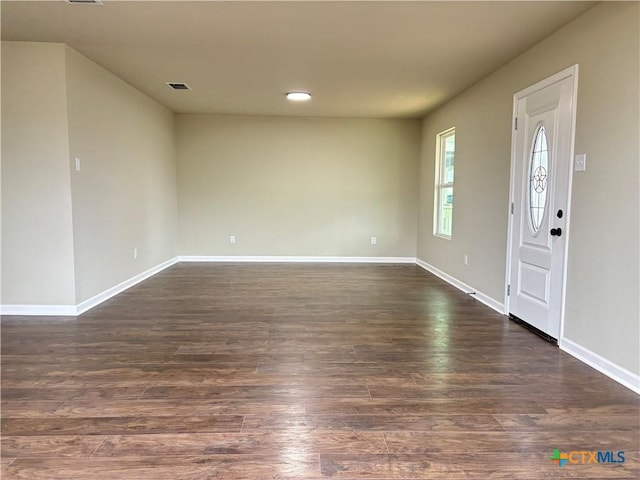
[[166, 82, 191, 91], [65, 0, 103, 4]]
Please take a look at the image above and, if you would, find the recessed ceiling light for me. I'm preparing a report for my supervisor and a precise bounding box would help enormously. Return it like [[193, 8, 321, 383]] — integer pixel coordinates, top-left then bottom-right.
[[65, 0, 103, 4], [166, 82, 191, 91], [286, 92, 311, 101]]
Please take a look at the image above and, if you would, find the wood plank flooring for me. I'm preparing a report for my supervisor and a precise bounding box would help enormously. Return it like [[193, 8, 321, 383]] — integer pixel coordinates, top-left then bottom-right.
[[2, 263, 639, 479]]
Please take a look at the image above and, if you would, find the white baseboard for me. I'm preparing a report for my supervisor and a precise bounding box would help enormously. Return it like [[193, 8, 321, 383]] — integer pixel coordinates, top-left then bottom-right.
[[1, 257, 178, 317], [0, 304, 78, 316], [560, 337, 640, 394], [178, 255, 417, 264], [75, 256, 178, 315], [415, 258, 505, 314], [1, 256, 411, 316]]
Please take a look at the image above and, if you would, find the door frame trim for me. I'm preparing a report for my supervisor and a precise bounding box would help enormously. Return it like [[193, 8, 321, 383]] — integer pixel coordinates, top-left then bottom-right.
[[504, 64, 579, 342]]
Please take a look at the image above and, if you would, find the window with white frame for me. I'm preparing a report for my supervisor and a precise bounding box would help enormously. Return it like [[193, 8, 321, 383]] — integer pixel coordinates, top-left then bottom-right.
[[434, 128, 455, 238]]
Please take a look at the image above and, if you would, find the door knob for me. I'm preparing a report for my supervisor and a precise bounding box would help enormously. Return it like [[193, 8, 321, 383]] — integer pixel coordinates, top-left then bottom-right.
[[550, 228, 562, 237]]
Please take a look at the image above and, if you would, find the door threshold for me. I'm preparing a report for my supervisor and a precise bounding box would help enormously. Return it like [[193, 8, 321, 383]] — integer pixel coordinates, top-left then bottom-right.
[[509, 314, 558, 345]]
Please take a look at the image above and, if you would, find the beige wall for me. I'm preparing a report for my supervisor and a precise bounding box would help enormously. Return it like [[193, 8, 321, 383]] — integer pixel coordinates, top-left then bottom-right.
[[177, 115, 420, 257], [1, 42, 177, 307], [417, 2, 639, 374], [1, 42, 76, 305], [65, 47, 177, 303]]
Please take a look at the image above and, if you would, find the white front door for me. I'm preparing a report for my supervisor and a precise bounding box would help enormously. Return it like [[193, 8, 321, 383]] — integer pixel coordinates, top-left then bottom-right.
[[507, 66, 578, 340]]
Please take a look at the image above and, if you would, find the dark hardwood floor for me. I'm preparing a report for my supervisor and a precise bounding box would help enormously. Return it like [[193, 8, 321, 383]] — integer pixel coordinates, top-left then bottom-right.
[[1, 263, 638, 479]]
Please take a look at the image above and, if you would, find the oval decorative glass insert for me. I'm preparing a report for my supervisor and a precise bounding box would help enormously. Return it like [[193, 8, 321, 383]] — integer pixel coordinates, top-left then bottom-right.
[[529, 125, 549, 234]]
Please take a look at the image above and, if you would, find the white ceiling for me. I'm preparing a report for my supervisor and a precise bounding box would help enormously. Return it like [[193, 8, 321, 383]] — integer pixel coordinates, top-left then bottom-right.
[[1, 1, 596, 118]]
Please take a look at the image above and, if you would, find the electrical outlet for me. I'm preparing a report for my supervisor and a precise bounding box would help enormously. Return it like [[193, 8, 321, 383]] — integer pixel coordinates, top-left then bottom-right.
[[229, 235, 236, 244], [370, 236, 377, 245], [133, 248, 138, 259]]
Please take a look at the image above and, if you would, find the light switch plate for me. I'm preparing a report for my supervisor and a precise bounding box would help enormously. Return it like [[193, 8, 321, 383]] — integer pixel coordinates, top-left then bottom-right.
[[575, 153, 586, 172]]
